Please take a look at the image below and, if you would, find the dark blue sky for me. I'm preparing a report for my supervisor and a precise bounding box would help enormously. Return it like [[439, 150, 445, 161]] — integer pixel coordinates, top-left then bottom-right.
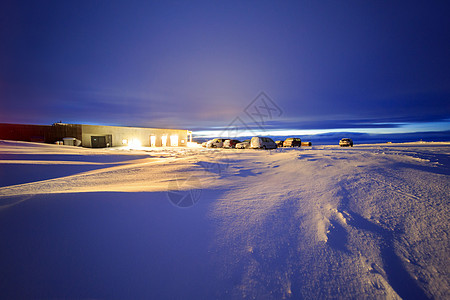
[[1, 0, 449, 136]]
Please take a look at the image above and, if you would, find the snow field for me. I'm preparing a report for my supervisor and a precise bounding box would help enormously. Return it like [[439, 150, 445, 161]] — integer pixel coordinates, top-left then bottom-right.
[[0, 140, 448, 298]]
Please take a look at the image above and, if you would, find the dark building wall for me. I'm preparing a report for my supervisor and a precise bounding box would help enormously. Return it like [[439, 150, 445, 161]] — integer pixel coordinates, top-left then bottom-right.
[[49, 123, 82, 143], [0, 123, 52, 143], [0, 123, 82, 143]]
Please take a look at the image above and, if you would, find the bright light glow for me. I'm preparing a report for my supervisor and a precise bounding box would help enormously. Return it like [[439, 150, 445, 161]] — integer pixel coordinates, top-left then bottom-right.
[[128, 138, 142, 149], [161, 135, 167, 147], [122, 139, 128, 145], [170, 135, 178, 146], [187, 142, 201, 148]]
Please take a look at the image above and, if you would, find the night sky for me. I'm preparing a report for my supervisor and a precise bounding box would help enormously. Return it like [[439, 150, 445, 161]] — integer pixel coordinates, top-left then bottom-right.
[[1, 0, 449, 136]]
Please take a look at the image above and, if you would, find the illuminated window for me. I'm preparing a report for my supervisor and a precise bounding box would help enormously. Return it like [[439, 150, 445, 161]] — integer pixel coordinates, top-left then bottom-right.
[[122, 139, 128, 145], [161, 135, 167, 147], [170, 134, 178, 147], [150, 135, 156, 147]]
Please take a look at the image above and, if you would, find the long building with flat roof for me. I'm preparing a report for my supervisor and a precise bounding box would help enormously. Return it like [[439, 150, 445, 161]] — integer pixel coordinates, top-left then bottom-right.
[[0, 123, 192, 148]]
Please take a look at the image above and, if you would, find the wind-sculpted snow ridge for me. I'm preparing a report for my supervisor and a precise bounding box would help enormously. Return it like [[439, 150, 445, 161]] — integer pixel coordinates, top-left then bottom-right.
[[0, 140, 448, 299]]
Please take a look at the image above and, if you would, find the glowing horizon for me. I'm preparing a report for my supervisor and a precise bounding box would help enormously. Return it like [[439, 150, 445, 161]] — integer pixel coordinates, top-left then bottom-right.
[[193, 120, 450, 138]]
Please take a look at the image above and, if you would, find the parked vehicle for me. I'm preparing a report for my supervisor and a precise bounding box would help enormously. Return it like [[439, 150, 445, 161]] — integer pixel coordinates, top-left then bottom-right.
[[283, 138, 302, 147], [250, 137, 277, 149], [339, 138, 353, 147], [301, 141, 312, 146], [206, 138, 226, 148], [223, 139, 241, 148], [236, 140, 251, 149], [275, 140, 284, 147]]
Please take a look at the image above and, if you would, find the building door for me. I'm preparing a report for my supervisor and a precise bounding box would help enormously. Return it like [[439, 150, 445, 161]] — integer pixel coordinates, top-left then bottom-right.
[[170, 134, 178, 146], [150, 135, 156, 147], [91, 135, 112, 148], [91, 136, 106, 148], [105, 135, 112, 147], [161, 135, 167, 147]]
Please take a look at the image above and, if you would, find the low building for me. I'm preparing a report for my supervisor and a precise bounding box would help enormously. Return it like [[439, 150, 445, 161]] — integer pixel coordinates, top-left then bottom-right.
[[79, 124, 191, 148], [0, 123, 192, 148]]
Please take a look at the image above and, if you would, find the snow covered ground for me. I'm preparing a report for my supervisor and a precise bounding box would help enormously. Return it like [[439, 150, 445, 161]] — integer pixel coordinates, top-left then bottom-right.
[[0, 140, 449, 299]]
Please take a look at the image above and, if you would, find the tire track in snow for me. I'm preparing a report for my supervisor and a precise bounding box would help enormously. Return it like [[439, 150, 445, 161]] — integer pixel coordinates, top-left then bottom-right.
[[335, 184, 429, 299]]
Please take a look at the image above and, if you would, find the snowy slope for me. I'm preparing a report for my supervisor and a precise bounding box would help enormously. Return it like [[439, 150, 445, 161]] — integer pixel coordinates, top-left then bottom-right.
[[0, 140, 448, 299]]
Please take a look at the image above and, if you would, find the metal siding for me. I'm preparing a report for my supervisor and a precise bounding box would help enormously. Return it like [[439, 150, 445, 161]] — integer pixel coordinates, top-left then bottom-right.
[[81, 125, 188, 148], [0, 123, 189, 148]]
